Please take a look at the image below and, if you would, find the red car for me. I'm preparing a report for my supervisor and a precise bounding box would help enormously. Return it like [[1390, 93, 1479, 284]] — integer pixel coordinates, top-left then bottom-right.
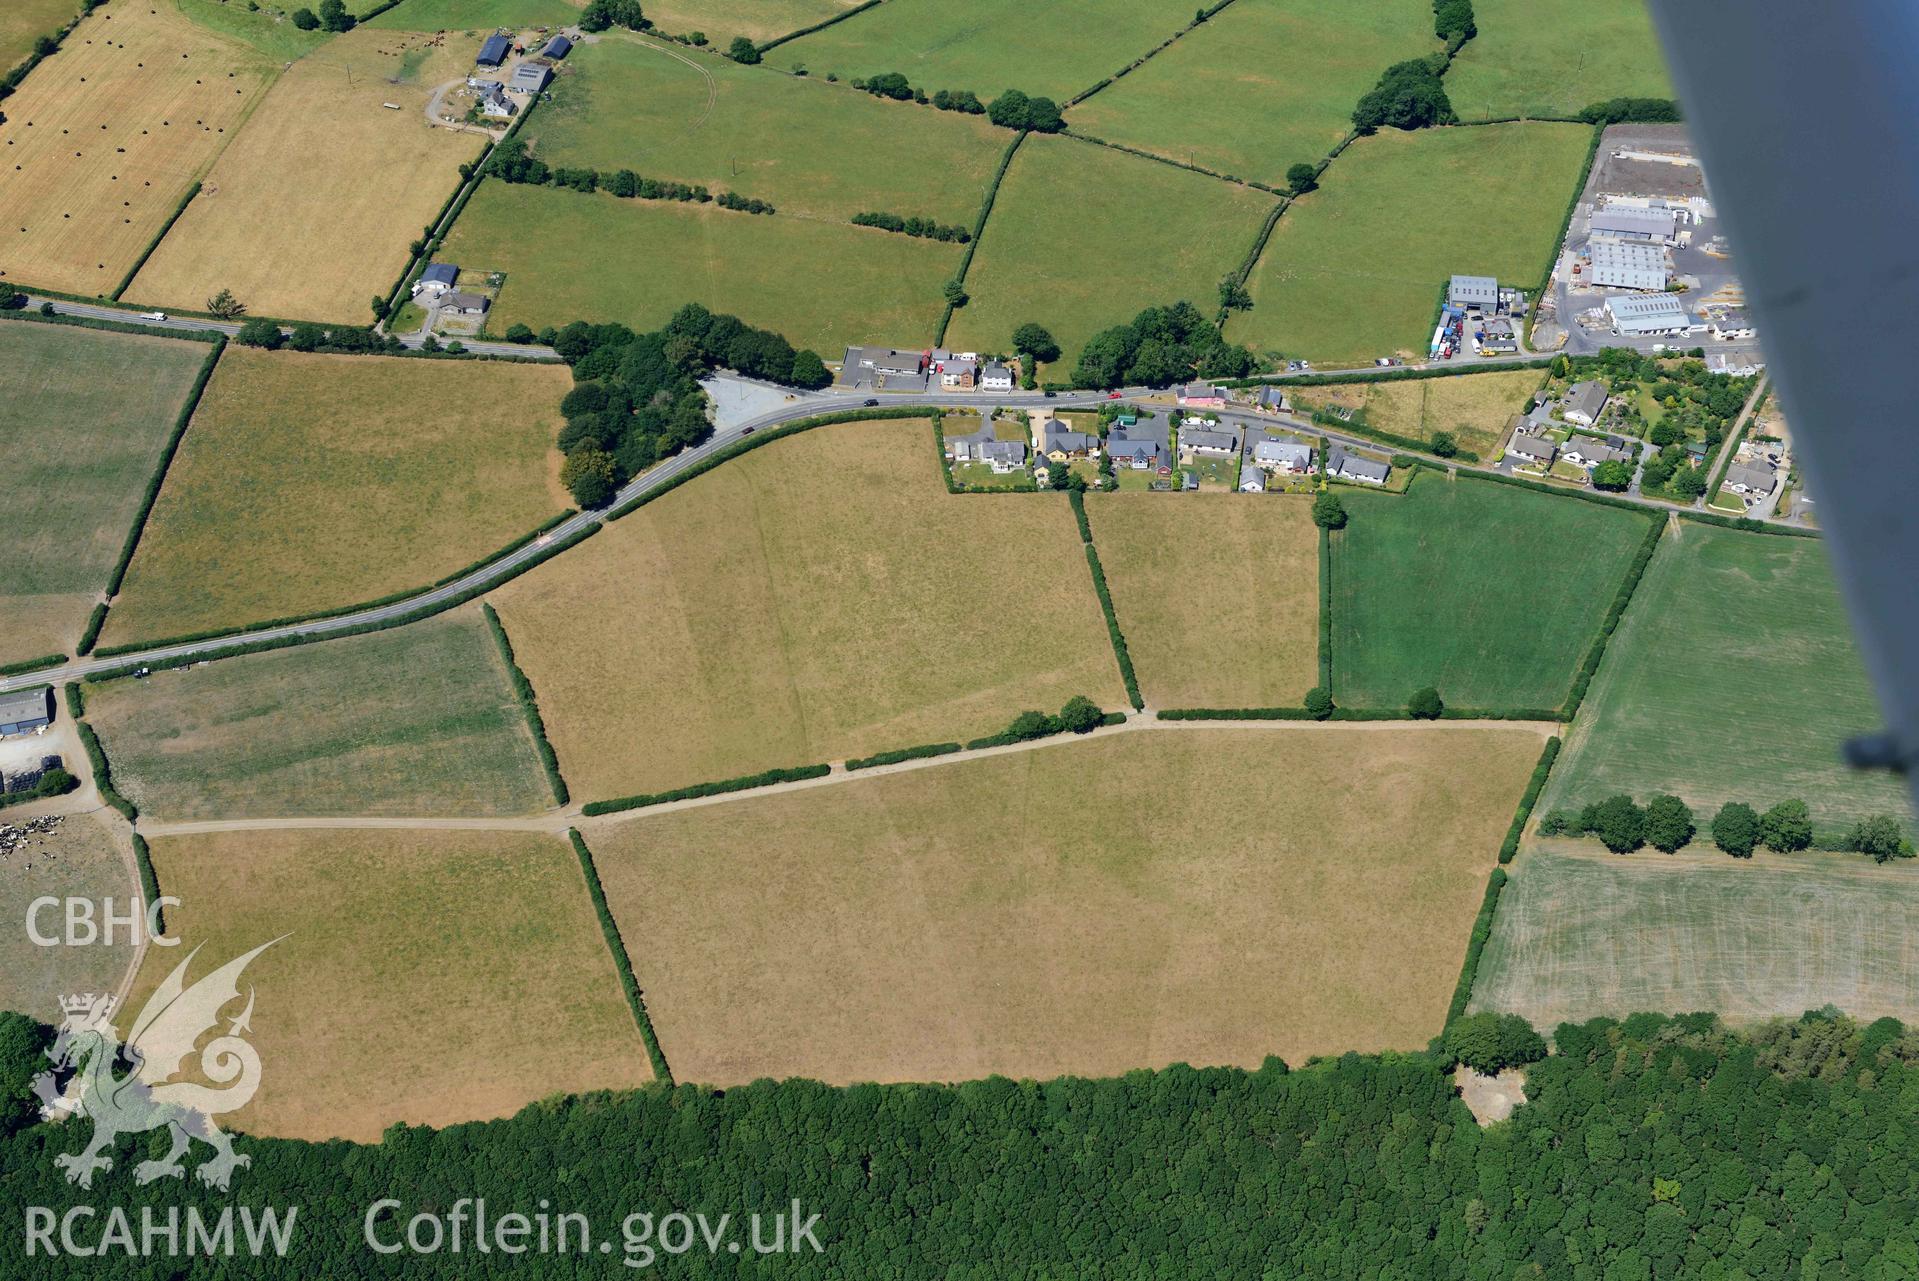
[[1107, 391, 1121, 398]]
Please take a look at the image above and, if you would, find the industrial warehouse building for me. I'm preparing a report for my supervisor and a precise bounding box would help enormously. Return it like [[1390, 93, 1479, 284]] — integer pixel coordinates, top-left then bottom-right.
[[1448, 274, 1498, 309], [1589, 204, 1680, 244], [1590, 240, 1671, 290], [1606, 293, 1697, 337]]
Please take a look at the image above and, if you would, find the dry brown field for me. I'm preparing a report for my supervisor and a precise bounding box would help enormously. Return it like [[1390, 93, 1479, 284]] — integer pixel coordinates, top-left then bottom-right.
[[1088, 494, 1319, 708], [0, 2, 272, 294], [1288, 368, 1546, 461], [129, 828, 652, 1141], [129, 26, 479, 322], [102, 347, 571, 646], [588, 722, 1547, 1085], [492, 420, 1126, 801], [0, 812, 138, 1019]]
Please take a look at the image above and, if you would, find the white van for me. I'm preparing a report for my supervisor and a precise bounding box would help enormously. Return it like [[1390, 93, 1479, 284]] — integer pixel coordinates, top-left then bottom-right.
[[140, 311, 168, 322]]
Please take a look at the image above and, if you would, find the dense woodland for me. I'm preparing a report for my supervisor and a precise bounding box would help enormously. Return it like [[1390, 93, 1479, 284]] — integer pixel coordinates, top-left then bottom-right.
[[7, 1009, 1919, 1277]]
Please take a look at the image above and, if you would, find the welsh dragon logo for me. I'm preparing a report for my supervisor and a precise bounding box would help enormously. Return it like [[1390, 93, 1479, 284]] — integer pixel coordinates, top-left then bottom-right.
[[32, 939, 280, 1191]]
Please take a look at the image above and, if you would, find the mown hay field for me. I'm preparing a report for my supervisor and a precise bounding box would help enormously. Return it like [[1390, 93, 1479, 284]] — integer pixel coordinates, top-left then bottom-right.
[[1538, 524, 1911, 843], [527, 36, 1005, 225], [0, 2, 273, 294], [0, 812, 136, 1019], [492, 420, 1125, 801], [774, 0, 1194, 102], [642, 0, 858, 43], [132, 828, 650, 1141], [129, 27, 479, 323], [441, 179, 956, 352], [87, 608, 553, 819], [1, 1, 83, 75], [1445, 0, 1672, 122], [946, 133, 1277, 366], [1289, 367, 1546, 461], [1087, 494, 1319, 709], [1472, 848, 1919, 1030], [1070, 0, 1441, 187], [589, 722, 1549, 1085], [103, 347, 571, 647], [1330, 473, 1654, 710], [0, 322, 207, 661], [1228, 123, 1592, 365]]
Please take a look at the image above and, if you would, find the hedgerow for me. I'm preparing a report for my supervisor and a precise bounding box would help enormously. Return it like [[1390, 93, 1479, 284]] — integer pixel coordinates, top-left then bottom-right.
[[568, 830, 673, 1084], [581, 764, 833, 816], [481, 605, 569, 805]]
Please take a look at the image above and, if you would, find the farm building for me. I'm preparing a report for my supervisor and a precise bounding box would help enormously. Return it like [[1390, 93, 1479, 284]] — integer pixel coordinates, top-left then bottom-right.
[[1589, 240, 1670, 290], [439, 291, 490, 317], [412, 263, 459, 298], [476, 34, 511, 67], [509, 62, 553, 94], [1328, 448, 1389, 484], [1506, 433, 1558, 466], [542, 35, 574, 59], [1561, 380, 1610, 425], [0, 688, 54, 738], [1589, 204, 1680, 244], [1449, 275, 1499, 309], [1605, 293, 1696, 337]]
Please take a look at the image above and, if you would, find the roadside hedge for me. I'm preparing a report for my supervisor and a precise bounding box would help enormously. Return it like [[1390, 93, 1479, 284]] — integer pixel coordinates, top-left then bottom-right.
[[129, 833, 165, 934], [1445, 867, 1508, 1023], [581, 763, 833, 817], [1226, 358, 1550, 391], [101, 338, 225, 607], [1680, 510, 1819, 540], [1528, 123, 1605, 310], [1499, 737, 1561, 865], [481, 604, 569, 805], [0, 655, 64, 678], [0, 308, 221, 344], [965, 711, 1124, 751], [1306, 407, 1484, 464], [845, 742, 963, 771], [1070, 491, 1144, 709], [1559, 514, 1665, 720], [1158, 705, 1555, 722], [568, 830, 673, 1084]]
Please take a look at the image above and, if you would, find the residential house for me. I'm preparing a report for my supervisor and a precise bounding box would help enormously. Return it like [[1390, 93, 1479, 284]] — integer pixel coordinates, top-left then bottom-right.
[[439, 291, 489, 317], [1725, 458, 1778, 496], [981, 362, 1015, 391], [1478, 316, 1518, 355], [509, 61, 553, 94], [1177, 382, 1227, 408], [411, 262, 459, 299], [1255, 386, 1288, 414], [476, 33, 511, 67], [476, 82, 516, 119], [1250, 436, 1313, 474], [1180, 427, 1239, 457], [946, 426, 1027, 473], [1561, 380, 1610, 426], [1106, 424, 1167, 471], [1238, 467, 1267, 493], [1560, 436, 1634, 470], [1506, 433, 1559, 467], [1039, 420, 1098, 461], [939, 357, 979, 389], [1328, 448, 1390, 484], [1709, 309, 1755, 340], [0, 688, 53, 738]]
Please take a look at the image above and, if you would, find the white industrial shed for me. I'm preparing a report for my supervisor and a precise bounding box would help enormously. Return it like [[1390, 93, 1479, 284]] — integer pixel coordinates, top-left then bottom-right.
[[1590, 240, 1671, 290], [1606, 293, 1697, 336]]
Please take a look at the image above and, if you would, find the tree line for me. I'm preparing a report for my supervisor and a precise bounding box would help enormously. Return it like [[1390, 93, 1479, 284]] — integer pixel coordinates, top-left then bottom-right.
[[483, 140, 775, 213], [843, 70, 1066, 132], [850, 210, 971, 242], [1543, 792, 1913, 861]]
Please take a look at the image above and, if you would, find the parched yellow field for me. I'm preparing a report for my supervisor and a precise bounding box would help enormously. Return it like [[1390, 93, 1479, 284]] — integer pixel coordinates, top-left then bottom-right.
[[130, 828, 652, 1141], [0, 812, 137, 1020], [1088, 494, 1320, 708], [129, 27, 479, 322], [492, 420, 1126, 801], [643, 0, 859, 43], [103, 347, 572, 646], [0, 2, 273, 294], [1289, 368, 1546, 460], [588, 723, 1548, 1085]]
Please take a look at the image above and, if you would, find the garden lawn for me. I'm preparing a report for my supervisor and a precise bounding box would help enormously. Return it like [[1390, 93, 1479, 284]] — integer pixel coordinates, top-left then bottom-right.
[[773, 0, 1194, 102], [525, 36, 1004, 225], [490, 420, 1125, 801], [1087, 494, 1319, 708], [1289, 367, 1545, 461], [1445, 0, 1673, 122], [86, 608, 554, 819], [1538, 523, 1911, 843], [587, 722, 1550, 1085], [1471, 848, 1919, 1030], [0, 324, 208, 661], [946, 133, 1277, 365], [1228, 123, 1593, 365], [1070, 0, 1441, 186], [440, 179, 957, 353], [101, 347, 571, 646], [1329, 472, 1654, 710], [130, 828, 650, 1141]]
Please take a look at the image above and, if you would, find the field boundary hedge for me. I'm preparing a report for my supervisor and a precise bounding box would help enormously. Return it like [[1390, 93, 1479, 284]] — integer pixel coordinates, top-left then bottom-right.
[[845, 741, 963, 771], [1558, 512, 1664, 720], [482, 604, 569, 806], [75, 604, 108, 657], [1498, 737, 1561, 865], [379, 137, 496, 324], [95, 507, 576, 658], [1677, 510, 1819, 540], [756, 0, 885, 53], [1305, 406, 1484, 465], [1063, 131, 1282, 196], [581, 763, 833, 817], [966, 711, 1124, 751], [129, 833, 165, 934], [1526, 124, 1604, 336], [0, 655, 64, 678], [112, 182, 201, 301], [1214, 198, 1288, 325], [1317, 525, 1332, 688], [1065, 0, 1244, 108], [0, 0, 101, 101], [1069, 491, 1143, 709], [1157, 706, 1559, 723], [1225, 359, 1552, 392], [1445, 867, 1507, 1023], [65, 683, 136, 821], [567, 829, 673, 1085], [934, 130, 1025, 346]]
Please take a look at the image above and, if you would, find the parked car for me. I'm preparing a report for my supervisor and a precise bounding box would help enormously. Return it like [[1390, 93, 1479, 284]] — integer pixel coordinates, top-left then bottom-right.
[[862, 398, 879, 407], [1044, 390, 1057, 398], [741, 426, 755, 435]]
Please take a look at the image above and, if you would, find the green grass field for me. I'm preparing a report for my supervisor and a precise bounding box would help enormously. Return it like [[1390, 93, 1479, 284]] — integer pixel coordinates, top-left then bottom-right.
[[946, 133, 1276, 365], [1539, 524, 1911, 842], [0, 324, 208, 662], [773, 0, 1194, 102], [442, 180, 958, 352], [368, 0, 582, 29], [1228, 123, 1593, 365], [1330, 473, 1654, 710], [1445, 0, 1673, 122], [0, 0, 81, 73], [1472, 848, 1919, 1030], [174, 0, 337, 60], [527, 36, 1005, 225], [642, 0, 858, 44], [101, 348, 572, 647], [1069, 0, 1441, 186], [86, 608, 553, 819]]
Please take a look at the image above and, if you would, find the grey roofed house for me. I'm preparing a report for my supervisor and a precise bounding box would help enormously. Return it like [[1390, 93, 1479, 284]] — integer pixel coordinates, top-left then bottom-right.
[[980, 361, 1014, 388], [413, 262, 458, 294], [1328, 448, 1390, 484], [1106, 424, 1166, 468], [1238, 467, 1266, 493], [476, 33, 511, 66], [1507, 433, 1558, 464], [1177, 382, 1226, 402], [1040, 422, 1098, 456], [440, 290, 489, 315], [0, 687, 53, 738], [982, 440, 1026, 471], [1561, 436, 1633, 467], [542, 34, 574, 59], [944, 424, 993, 459], [1449, 274, 1498, 308], [476, 82, 515, 117], [1725, 459, 1778, 494], [1252, 437, 1313, 472], [509, 61, 553, 93], [1561, 379, 1610, 425], [1256, 386, 1287, 410], [1181, 428, 1239, 455]]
